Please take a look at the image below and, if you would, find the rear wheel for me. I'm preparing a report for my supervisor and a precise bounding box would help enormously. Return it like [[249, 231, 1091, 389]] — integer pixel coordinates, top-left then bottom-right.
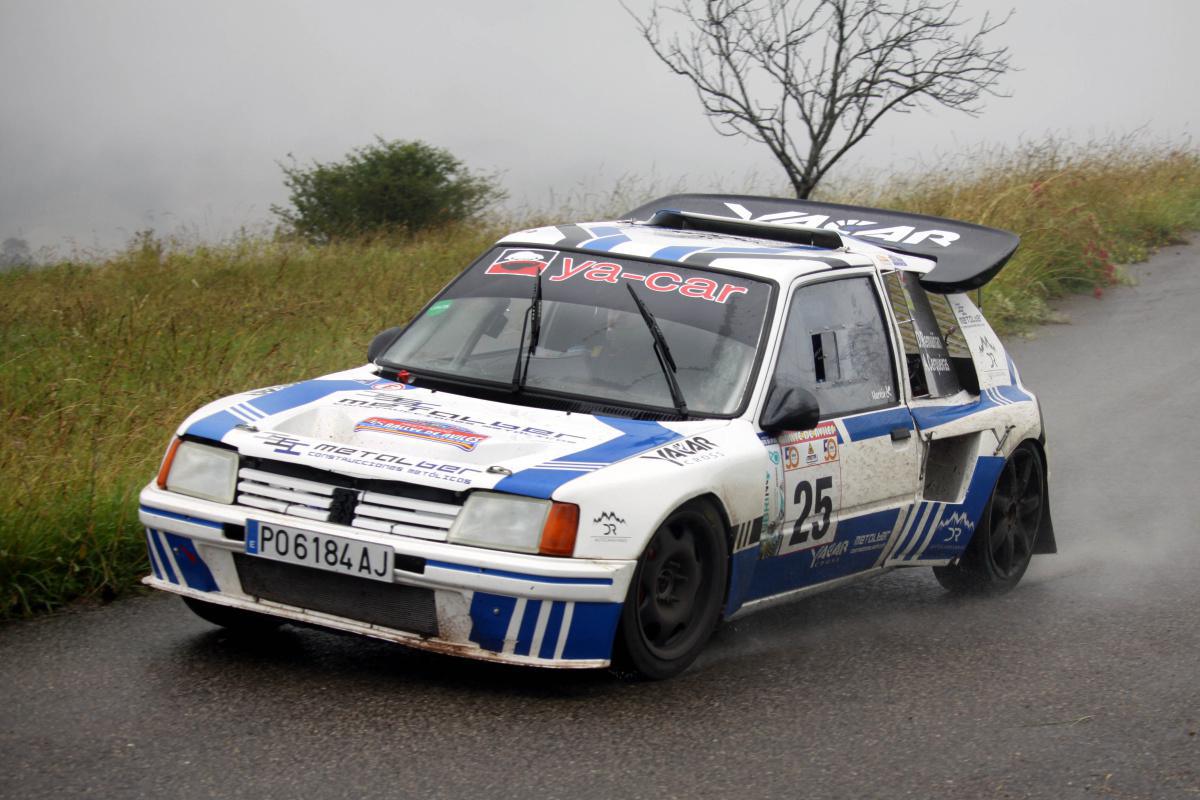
[[934, 442, 1044, 594], [182, 596, 284, 633], [613, 500, 728, 680]]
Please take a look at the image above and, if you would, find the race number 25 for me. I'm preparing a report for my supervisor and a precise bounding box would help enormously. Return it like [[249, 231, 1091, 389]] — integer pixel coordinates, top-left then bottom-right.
[[790, 476, 833, 546]]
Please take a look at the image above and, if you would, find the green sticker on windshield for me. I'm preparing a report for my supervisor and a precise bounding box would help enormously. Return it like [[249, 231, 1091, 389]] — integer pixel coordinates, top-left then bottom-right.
[[427, 300, 453, 317]]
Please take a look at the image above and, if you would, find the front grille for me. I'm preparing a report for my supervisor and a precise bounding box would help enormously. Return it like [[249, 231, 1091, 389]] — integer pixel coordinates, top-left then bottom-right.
[[352, 492, 458, 541], [233, 554, 438, 636], [238, 468, 335, 521], [235, 461, 463, 542]]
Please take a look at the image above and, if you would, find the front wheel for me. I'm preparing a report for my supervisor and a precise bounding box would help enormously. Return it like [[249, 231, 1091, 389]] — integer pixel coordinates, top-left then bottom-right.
[[934, 442, 1045, 594], [613, 500, 729, 680]]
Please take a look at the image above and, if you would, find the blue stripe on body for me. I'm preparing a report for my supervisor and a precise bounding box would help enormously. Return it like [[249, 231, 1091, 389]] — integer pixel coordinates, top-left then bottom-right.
[[150, 530, 179, 585], [187, 410, 244, 441], [161, 532, 218, 592], [909, 384, 1030, 431], [652, 245, 706, 261], [724, 548, 760, 616], [579, 234, 631, 252], [902, 502, 943, 561], [562, 602, 623, 661], [730, 458, 1009, 609], [493, 416, 681, 499], [910, 398, 989, 430], [468, 592, 518, 653], [140, 505, 224, 530], [651, 244, 819, 263], [995, 383, 1031, 403], [740, 509, 900, 605], [425, 560, 613, 586], [185, 378, 372, 441], [840, 407, 914, 442], [514, 599, 543, 656], [145, 531, 162, 580], [538, 602, 567, 660], [889, 503, 920, 558]]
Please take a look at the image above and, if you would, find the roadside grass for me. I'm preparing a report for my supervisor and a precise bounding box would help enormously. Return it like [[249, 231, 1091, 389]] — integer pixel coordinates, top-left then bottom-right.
[[2, 142, 1197, 618], [0, 227, 503, 616]]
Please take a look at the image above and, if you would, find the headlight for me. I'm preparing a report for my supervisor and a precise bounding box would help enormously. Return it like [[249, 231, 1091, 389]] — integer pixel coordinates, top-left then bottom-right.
[[448, 492, 579, 556], [158, 439, 238, 504]]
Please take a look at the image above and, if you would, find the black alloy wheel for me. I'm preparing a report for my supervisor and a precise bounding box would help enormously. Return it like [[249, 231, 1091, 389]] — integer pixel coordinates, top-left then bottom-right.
[[613, 500, 728, 680], [934, 442, 1045, 594]]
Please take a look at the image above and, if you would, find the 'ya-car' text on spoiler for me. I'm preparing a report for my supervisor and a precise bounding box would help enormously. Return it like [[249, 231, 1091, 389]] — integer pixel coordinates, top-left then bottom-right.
[[623, 193, 1020, 293]]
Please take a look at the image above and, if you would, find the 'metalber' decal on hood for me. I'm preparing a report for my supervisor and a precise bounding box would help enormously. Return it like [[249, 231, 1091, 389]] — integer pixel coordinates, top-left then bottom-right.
[[182, 371, 723, 498]]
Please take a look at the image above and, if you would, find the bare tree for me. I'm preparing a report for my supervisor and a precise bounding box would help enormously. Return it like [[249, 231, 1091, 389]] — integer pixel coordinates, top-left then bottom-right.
[[629, 0, 1013, 198]]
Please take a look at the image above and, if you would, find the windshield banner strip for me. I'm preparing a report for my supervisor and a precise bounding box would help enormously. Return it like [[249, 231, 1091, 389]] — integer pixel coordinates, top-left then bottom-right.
[[494, 416, 682, 499]]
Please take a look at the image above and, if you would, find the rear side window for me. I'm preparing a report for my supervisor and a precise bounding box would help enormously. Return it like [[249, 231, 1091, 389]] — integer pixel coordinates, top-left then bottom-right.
[[774, 276, 898, 418], [884, 271, 962, 398]]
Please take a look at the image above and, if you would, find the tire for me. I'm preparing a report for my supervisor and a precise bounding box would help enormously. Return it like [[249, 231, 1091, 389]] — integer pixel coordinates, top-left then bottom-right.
[[933, 441, 1045, 594], [613, 500, 729, 680], [182, 596, 284, 633]]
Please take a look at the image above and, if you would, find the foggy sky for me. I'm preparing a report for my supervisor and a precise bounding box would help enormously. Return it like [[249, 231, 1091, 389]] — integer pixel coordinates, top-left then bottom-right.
[[1, 0, 1196, 253]]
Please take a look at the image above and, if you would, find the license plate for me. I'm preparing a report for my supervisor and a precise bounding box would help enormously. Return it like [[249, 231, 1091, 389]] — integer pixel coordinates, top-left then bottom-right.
[[245, 520, 393, 583]]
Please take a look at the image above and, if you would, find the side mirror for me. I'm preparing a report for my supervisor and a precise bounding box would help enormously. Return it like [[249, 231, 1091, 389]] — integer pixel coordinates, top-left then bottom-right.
[[367, 326, 404, 364], [760, 384, 820, 434]]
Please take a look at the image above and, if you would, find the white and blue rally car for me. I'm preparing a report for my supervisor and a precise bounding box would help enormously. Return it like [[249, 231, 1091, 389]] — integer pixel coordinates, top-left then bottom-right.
[[140, 194, 1055, 679]]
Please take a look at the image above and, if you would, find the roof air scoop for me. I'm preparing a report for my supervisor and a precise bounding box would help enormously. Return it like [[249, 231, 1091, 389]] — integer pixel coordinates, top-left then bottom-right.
[[642, 209, 845, 251]]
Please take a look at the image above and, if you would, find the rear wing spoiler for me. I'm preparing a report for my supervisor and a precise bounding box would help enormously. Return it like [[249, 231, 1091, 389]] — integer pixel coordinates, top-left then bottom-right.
[[623, 193, 1020, 293]]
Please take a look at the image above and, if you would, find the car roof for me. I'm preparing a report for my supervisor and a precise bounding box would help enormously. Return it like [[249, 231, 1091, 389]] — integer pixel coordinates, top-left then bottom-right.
[[498, 219, 935, 284]]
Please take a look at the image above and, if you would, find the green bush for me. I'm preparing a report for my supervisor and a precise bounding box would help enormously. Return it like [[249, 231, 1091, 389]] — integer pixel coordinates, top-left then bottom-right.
[[272, 138, 505, 242]]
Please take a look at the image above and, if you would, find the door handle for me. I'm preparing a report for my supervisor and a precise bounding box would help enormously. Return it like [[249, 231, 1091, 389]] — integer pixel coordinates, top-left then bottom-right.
[[890, 426, 911, 442]]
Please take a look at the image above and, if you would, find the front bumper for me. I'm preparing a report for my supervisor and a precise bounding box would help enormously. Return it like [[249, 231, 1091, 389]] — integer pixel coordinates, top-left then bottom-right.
[[139, 483, 634, 668]]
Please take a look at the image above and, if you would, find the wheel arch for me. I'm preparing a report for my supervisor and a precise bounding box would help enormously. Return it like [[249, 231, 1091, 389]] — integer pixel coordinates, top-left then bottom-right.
[[641, 490, 739, 606]]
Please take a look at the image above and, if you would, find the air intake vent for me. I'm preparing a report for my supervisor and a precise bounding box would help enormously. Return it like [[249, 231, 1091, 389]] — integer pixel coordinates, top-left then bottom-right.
[[234, 460, 463, 542], [237, 467, 333, 522]]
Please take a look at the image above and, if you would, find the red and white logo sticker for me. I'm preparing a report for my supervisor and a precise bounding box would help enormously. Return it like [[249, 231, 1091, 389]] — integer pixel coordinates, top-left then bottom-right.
[[484, 248, 558, 276], [353, 417, 488, 452]]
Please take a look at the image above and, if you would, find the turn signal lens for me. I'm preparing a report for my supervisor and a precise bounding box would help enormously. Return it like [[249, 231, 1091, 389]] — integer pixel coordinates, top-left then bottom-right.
[[539, 502, 580, 557], [156, 438, 182, 489]]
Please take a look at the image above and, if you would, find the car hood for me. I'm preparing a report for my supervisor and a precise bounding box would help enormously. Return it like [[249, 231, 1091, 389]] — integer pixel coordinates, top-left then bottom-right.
[[180, 368, 730, 497]]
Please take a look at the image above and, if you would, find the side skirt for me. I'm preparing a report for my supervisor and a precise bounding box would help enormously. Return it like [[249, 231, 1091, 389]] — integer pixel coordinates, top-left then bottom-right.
[[726, 565, 896, 622]]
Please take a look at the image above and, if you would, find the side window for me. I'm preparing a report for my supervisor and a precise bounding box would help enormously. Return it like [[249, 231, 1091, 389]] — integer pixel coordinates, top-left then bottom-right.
[[883, 271, 963, 398], [926, 293, 971, 358], [775, 276, 898, 418]]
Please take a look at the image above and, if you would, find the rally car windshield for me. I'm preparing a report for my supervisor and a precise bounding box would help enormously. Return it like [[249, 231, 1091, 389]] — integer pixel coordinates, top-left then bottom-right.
[[380, 247, 774, 415]]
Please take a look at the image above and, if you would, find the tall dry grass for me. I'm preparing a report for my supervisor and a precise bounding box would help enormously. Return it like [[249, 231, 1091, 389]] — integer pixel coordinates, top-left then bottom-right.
[[840, 137, 1200, 327], [1, 141, 1197, 617]]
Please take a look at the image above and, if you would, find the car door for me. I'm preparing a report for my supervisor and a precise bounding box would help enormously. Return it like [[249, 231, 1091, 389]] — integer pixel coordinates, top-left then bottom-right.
[[748, 271, 922, 600]]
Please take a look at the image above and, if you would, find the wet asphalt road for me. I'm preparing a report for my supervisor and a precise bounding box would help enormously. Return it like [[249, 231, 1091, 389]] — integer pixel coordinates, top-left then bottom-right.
[[2, 242, 1198, 800]]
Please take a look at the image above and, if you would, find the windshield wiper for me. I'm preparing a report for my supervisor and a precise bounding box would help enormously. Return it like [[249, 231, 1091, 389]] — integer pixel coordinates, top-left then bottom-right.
[[510, 268, 543, 390], [625, 283, 688, 417]]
